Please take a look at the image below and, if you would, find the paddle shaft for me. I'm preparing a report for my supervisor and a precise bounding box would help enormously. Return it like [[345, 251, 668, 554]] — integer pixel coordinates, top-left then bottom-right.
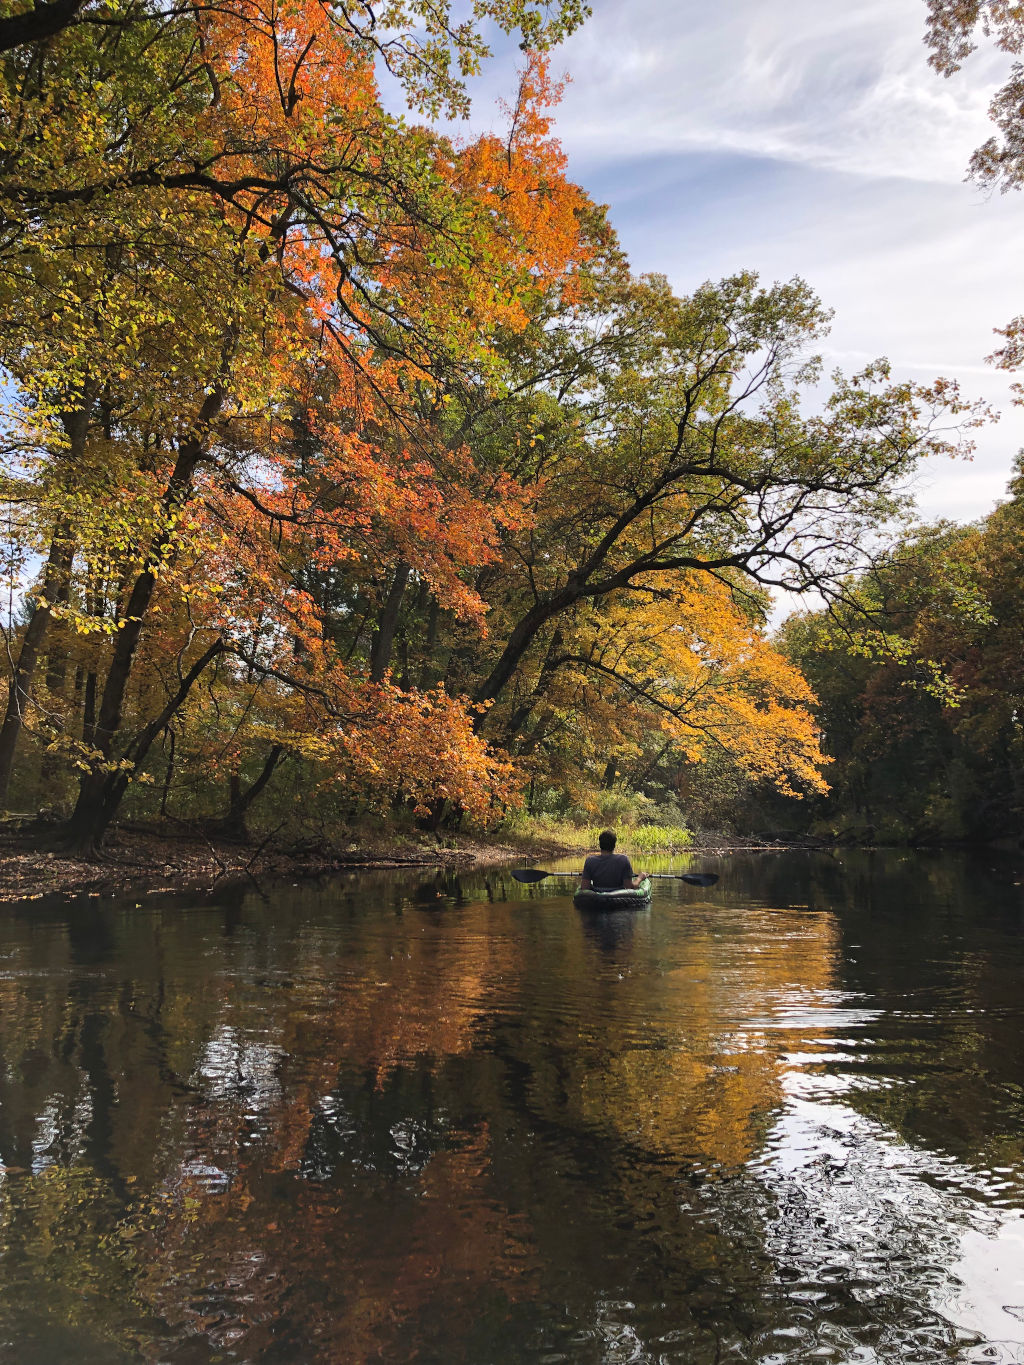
[[511, 868, 718, 887], [648, 873, 707, 880]]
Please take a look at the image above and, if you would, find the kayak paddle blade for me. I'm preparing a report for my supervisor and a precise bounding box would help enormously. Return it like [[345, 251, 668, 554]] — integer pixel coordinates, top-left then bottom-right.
[[680, 873, 719, 887], [510, 868, 552, 883]]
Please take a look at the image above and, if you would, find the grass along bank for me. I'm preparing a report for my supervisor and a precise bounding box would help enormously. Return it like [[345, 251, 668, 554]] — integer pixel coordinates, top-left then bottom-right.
[[503, 815, 693, 855]]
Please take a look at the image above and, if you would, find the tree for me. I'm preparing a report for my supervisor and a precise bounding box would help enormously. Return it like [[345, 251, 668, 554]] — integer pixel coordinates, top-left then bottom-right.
[[407, 270, 980, 808], [468, 274, 980, 698], [0, 0, 587, 102], [0, 0, 591, 844], [924, 0, 1024, 372], [779, 467, 1024, 842], [480, 573, 830, 810], [284, 260, 985, 825]]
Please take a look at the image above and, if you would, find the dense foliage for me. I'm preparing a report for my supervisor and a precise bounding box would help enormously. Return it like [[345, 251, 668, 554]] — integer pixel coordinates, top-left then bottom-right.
[[0, 0, 988, 848], [774, 460, 1024, 844]]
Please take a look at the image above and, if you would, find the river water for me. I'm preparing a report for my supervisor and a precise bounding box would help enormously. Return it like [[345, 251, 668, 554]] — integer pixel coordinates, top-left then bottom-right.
[[1, 850, 1023, 1363]]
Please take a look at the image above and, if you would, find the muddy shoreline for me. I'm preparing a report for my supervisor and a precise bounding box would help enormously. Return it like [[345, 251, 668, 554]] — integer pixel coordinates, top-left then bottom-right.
[[0, 821, 582, 903], [0, 819, 843, 904]]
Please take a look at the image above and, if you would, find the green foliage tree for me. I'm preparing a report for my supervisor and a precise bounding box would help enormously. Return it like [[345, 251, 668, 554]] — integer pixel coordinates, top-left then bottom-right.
[[924, 0, 1024, 376], [779, 462, 1024, 842]]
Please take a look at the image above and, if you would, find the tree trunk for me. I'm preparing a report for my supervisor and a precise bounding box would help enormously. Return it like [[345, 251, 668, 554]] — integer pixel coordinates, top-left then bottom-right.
[[81, 670, 97, 748], [0, 0, 87, 53], [40, 618, 75, 786], [219, 744, 285, 840], [474, 590, 574, 714], [0, 398, 92, 805], [0, 520, 75, 805], [369, 560, 410, 683], [420, 596, 440, 689], [63, 388, 223, 851], [499, 626, 564, 746], [64, 634, 225, 853], [159, 726, 175, 817]]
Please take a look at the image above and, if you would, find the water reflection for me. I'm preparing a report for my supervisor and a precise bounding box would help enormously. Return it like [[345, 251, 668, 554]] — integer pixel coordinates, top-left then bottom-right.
[[0, 851, 1021, 1361], [577, 905, 640, 954]]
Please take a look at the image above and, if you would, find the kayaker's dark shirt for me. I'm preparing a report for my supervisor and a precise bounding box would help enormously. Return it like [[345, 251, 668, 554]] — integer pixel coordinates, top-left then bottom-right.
[[582, 851, 634, 890]]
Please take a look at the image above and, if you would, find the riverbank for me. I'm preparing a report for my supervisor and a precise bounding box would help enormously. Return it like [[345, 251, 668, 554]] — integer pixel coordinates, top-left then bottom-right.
[[0, 818, 842, 904], [0, 821, 582, 903]]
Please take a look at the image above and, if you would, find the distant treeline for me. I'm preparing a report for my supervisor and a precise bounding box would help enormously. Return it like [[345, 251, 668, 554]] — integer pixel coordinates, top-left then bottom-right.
[[770, 458, 1024, 846]]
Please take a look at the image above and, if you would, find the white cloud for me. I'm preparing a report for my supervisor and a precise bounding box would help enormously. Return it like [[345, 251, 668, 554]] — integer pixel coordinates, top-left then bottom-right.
[[585, 147, 1024, 522], [552, 0, 1005, 184]]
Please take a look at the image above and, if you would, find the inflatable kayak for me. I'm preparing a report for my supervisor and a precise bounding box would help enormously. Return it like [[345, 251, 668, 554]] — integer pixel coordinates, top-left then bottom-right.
[[572, 877, 652, 911]]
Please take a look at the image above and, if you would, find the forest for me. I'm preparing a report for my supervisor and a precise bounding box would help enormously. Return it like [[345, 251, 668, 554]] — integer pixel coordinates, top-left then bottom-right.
[[1, 0, 1021, 858]]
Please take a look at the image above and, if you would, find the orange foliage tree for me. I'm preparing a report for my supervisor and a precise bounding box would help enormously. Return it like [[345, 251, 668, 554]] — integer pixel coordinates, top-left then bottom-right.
[[0, 0, 590, 845]]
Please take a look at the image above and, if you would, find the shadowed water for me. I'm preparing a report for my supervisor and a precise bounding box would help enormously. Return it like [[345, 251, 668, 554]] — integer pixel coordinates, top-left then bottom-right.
[[1, 850, 1023, 1363]]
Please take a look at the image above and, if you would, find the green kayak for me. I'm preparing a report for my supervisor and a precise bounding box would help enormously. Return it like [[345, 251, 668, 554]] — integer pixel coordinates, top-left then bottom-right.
[[572, 877, 652, 911]]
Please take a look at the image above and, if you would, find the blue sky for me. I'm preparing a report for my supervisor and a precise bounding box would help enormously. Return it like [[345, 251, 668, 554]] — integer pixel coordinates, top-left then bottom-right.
[[457, 0, 1024, 526]]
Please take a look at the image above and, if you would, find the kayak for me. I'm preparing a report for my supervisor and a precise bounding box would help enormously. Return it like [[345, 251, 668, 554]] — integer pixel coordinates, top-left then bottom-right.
[[572, 877, 652, 911]]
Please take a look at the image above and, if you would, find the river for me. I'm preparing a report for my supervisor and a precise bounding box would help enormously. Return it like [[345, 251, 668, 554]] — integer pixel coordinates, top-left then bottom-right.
[[0, 850, 1022, 1363]]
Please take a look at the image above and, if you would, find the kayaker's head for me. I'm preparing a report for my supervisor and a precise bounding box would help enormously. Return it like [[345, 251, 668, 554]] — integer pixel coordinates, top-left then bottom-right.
[[598, 829, 617, 852]]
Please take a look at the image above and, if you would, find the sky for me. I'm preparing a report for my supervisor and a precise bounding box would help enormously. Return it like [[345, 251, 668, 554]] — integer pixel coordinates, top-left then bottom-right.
[[456, 0, 1024, 528]]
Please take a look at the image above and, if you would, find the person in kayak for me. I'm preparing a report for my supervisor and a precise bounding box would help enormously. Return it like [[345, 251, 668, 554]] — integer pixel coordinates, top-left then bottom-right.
[[580, 830, 648, 892]]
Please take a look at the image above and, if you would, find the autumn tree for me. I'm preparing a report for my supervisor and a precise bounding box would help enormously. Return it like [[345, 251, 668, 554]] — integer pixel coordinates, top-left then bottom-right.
[[366, 267, 982, 812], [0, 0, 591, 843]]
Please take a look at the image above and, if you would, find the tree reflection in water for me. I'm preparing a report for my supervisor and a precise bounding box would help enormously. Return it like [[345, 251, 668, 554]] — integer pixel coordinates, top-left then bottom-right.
[[0, 851, 1022, 1362]]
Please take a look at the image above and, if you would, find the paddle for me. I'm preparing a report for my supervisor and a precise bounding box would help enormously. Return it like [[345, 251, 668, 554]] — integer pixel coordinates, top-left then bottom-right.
[[511, 868, 719, 888]]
